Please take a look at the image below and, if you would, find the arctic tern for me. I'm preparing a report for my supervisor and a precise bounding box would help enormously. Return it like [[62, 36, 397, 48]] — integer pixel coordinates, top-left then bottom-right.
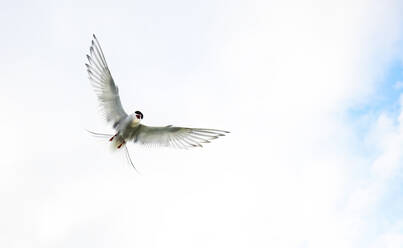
[[85, 34, 229, 170]]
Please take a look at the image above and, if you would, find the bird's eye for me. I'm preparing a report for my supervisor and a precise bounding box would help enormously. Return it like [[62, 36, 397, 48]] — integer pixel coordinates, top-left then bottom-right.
[[136, 114, 140, 119]]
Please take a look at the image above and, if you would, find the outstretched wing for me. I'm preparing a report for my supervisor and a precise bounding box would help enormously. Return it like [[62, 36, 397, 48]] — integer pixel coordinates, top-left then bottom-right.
[[86, 34, 127, 126], [134, 124, 229, 149]]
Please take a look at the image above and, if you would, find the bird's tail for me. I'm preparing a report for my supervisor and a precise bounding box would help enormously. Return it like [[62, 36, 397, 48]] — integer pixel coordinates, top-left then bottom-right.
[[86, 129, 121, 150], [86, 129, 113, 138], [86, 129, 139, 173]]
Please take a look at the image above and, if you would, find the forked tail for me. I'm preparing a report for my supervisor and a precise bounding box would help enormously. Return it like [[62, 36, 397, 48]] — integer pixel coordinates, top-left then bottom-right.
[[86, 130, 140, 173]]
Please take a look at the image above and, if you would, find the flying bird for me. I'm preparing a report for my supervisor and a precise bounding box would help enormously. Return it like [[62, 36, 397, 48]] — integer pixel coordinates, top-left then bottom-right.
[[85, 34, 229, 171]]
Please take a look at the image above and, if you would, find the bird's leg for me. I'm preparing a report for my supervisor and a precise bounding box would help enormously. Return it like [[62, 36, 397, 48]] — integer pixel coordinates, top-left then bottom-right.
[[117, 140, 126, 149], [109, 134, 117, 142]]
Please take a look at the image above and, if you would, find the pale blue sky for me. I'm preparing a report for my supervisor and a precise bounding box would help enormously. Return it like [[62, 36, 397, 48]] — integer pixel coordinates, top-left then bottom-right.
[[2, 0, 403, 247]]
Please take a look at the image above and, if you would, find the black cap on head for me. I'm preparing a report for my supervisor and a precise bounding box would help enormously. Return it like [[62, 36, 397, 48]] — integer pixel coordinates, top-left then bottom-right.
[[135, 111, 144, 119]]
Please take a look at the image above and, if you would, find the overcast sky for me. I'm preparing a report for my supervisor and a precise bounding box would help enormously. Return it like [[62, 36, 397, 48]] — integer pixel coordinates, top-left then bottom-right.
[[2, 0, 403, 247]]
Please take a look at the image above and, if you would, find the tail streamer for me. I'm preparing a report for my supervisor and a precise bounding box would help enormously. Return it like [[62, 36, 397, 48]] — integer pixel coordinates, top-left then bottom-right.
[[124, 145, 140, 174], [86, 129, 140, 174], [86, 129, 113, 138]]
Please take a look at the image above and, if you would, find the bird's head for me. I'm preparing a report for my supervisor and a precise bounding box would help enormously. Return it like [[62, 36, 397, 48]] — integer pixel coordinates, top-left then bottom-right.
[[134, 110, 144, 120], [130, 111, 144, 127]]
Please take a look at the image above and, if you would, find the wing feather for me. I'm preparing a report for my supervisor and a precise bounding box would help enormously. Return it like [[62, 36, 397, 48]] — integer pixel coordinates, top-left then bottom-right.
[[134, 124, 229, 149], [86, 34, 127, 127]]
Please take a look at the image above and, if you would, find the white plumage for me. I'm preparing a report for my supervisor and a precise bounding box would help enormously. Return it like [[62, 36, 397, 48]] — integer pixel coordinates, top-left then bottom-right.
[[86, 34, 229, 169]]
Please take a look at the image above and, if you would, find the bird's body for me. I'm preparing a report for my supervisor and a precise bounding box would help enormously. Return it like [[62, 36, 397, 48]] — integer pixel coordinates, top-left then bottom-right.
[[86, 34, 228, 168]]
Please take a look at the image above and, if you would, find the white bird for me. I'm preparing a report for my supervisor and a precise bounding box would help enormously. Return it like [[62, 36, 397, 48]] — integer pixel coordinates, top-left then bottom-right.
[[85, 34, 229, 170]]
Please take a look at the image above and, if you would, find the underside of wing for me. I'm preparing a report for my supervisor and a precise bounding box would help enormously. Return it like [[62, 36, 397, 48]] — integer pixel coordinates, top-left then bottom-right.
[[135, 125, 229, 149], [86, 34, 127, 127]]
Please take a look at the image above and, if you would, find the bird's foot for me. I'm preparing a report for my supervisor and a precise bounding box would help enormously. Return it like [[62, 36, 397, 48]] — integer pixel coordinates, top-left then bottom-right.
[[117, 141, 126, 149], [109, 134, 117, 142]]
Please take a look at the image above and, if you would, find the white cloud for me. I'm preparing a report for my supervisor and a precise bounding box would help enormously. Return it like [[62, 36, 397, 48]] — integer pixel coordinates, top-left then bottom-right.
[[377, 233, 403, 248]]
